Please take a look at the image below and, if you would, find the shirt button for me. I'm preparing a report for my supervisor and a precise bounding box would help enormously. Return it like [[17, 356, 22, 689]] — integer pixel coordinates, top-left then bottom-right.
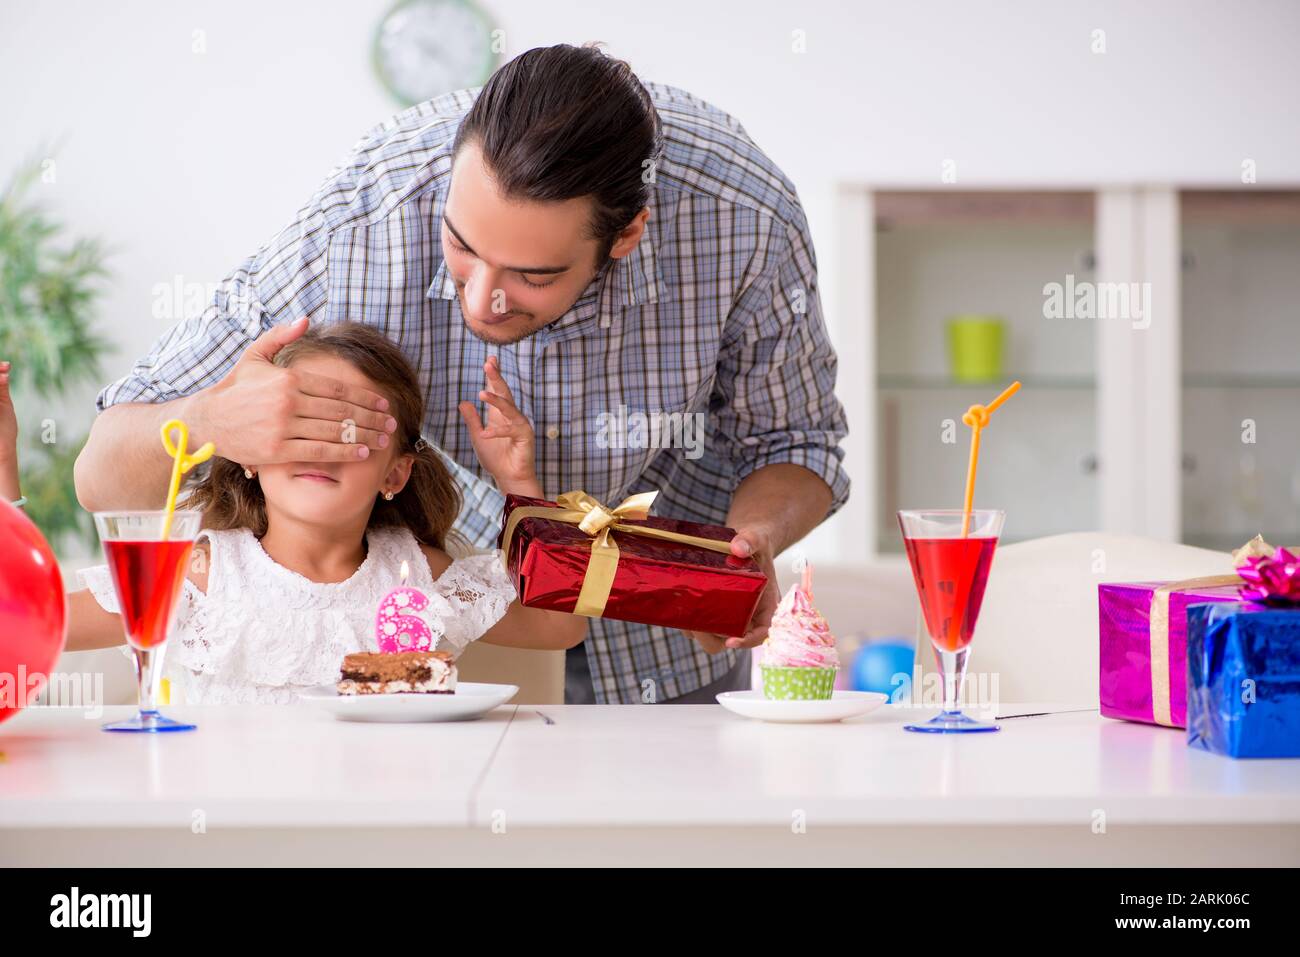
[[544, 425, 561, 440]]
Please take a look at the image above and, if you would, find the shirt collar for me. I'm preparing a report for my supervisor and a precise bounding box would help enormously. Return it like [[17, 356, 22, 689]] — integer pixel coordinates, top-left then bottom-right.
[[429, 255, 458, 300], [605, 229, 666, 310]]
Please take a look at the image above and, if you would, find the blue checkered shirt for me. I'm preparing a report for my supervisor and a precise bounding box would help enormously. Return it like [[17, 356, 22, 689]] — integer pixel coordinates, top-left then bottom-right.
[[96, 83, 850, 703]]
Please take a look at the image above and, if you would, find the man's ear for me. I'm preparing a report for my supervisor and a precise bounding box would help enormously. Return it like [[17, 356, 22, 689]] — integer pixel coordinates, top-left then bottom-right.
[[383, 454, 415, 494], [608, 208, 650, 260]]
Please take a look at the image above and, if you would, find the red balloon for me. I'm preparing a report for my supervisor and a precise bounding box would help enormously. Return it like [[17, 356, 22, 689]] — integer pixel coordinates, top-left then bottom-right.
[[0, 499, 67, 724]]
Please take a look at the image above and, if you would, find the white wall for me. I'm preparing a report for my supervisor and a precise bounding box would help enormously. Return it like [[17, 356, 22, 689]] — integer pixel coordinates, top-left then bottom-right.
[[3, 0, 1298, 561]]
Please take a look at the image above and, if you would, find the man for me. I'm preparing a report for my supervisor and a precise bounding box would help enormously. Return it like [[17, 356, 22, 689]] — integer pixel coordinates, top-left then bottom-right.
[[75, 43, 849, 704]]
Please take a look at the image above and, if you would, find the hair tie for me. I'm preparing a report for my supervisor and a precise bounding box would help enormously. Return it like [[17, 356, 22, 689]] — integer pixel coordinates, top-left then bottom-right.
[[414, 437, 429, 452]]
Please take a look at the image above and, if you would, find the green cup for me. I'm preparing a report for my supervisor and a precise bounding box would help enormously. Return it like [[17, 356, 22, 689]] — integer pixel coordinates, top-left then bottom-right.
[[947, 315, 1005, 383], [761, 665, 837, 701]]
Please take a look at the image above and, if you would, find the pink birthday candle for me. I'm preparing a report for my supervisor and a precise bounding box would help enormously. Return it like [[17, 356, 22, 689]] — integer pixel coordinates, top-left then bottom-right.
[[375, 560, 434, 652]]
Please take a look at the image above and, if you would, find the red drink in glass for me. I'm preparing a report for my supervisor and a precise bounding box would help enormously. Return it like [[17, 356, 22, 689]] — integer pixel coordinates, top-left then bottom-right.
[[897, 509, 1005, 733], [103, 539, 194, 650], [902, 535, 998, 653], [94, 510, 201, 733]]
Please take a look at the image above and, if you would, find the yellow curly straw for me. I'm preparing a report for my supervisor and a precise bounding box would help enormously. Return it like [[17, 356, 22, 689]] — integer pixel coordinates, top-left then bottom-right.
[[960, 381, 1021, 537], [160, 419, 215, 540]]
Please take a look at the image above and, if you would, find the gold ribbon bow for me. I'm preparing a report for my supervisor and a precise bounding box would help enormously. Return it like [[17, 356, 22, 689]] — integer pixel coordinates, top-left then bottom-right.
[[1145, 534, 1286, 726], [500, 490, 735, 619]]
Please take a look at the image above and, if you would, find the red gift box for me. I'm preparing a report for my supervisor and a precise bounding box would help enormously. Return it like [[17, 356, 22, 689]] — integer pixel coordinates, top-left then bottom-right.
[[497, 491, 768, 638]]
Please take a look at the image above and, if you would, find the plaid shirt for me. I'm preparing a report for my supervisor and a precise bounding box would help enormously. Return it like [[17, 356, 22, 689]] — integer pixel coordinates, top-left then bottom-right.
[[97, 83, 850, 703]]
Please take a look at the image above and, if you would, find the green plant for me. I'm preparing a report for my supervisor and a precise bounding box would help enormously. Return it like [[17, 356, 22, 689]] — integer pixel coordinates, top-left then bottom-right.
[[0, 155, 111, 553]]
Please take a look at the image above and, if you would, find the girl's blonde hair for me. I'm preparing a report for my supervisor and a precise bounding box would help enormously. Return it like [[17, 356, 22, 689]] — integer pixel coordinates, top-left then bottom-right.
[[186, 321, 462, 549]]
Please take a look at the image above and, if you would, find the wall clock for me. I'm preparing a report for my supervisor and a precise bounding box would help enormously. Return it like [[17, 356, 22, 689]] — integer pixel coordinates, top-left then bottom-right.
[[373, 0, 499, 106]]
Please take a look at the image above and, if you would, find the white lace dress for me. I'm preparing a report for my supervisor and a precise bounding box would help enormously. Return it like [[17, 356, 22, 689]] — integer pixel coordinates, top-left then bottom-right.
[[77, 525, 517, 705]]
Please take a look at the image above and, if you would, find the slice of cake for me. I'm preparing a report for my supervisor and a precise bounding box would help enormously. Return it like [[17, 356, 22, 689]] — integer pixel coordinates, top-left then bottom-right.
[[337, 650, 457, 695]]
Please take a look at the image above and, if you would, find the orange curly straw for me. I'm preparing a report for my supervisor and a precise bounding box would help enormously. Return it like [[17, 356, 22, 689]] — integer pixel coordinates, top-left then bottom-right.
[[961, 381, 1021, 537]]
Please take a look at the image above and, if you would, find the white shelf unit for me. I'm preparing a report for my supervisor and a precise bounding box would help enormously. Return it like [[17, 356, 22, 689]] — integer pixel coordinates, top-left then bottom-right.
[[1179, 190, 1300, 551], [835, 185, 1300, 560]]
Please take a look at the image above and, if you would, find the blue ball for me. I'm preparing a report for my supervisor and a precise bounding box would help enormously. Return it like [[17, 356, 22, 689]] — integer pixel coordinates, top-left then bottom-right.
[[851, 640, 915, 697]]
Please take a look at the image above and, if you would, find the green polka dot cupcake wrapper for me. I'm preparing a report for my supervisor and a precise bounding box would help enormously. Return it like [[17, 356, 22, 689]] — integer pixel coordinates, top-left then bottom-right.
[[761, 665, 837, 701]]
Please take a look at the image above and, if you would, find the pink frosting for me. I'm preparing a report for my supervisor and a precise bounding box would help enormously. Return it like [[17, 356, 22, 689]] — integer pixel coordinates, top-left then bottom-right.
[[763, 569, 838, 669]]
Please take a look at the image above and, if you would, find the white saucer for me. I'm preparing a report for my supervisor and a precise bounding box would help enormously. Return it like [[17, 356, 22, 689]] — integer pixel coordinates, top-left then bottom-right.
[[716, 690, 890, 724], [298, 682, 518, 722]]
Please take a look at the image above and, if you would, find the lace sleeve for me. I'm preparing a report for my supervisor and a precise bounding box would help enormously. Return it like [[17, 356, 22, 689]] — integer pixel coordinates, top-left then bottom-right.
[[432, 551, 517, 656], [75, 565, 204, 662], [73, 565, 133, 662], [77, 565, 120, 614]]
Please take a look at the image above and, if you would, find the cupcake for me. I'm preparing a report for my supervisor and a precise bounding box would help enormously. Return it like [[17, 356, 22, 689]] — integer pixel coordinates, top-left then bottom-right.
[[761, 562, 838, 700]]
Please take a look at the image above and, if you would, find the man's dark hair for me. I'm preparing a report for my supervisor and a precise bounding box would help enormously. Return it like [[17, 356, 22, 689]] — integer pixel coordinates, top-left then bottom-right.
[[452, 43, 663, 261]]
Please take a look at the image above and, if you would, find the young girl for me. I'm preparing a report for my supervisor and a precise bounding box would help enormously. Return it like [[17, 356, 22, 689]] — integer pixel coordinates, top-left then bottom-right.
[[0, 323, 585, 704]]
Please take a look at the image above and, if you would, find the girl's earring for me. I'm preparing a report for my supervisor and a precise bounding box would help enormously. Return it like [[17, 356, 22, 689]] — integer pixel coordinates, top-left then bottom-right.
[[244, 468, 255, 479], [383, 491, 394, 501]]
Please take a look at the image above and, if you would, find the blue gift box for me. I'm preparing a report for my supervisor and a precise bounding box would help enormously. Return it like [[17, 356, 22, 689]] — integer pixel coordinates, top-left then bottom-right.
[[1186, 602, 1300, 759]]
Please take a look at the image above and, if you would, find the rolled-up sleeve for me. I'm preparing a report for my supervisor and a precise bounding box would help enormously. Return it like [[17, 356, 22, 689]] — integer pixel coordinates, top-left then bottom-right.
[[95, 195, 332, 412], [712, 213, 851, 517]]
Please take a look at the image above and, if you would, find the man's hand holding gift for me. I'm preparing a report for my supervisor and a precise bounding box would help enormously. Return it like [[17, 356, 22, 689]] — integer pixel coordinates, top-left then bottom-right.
[[684, 524, 780, 653], [685, 462, 834, 654]]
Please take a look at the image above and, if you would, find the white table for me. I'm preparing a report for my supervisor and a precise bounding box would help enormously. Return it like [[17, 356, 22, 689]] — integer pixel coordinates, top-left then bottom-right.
[[2, 703, 1298, 866]]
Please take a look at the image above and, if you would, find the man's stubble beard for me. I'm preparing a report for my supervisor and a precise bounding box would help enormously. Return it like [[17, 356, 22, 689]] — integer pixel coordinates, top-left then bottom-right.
[[462, 316, 542, 347], [456, 298, 571, 347]]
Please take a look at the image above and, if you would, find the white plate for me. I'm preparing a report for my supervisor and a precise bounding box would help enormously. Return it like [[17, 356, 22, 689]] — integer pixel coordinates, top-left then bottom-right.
[[716, 690, 889, 724], [298, 682, 518, 722]]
